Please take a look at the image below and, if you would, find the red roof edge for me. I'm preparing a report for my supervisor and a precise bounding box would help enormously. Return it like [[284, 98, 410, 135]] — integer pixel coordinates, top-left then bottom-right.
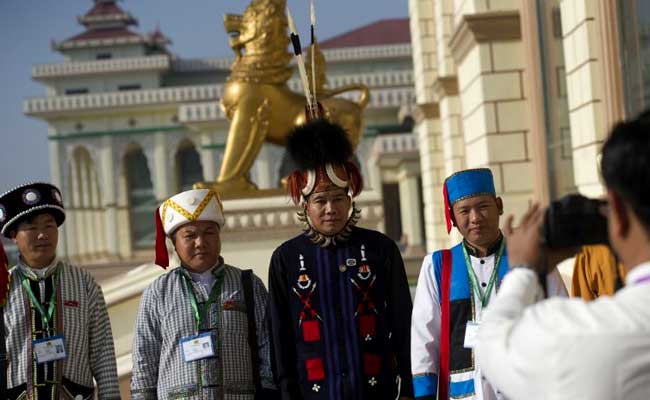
[[319, 18, 411, 50]]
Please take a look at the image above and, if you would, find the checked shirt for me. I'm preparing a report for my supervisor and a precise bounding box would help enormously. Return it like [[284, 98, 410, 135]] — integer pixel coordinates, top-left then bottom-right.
[[4, 259, 120, 399], [130, 259, 274, 400]]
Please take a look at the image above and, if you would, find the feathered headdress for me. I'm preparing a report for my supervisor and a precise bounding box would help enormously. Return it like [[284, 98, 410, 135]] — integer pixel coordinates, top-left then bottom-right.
[[286, 119, 363, 205]]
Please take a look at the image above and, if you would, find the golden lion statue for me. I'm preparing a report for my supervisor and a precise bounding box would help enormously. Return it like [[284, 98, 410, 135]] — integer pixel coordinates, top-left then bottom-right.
[[199, 0, 369, 193]]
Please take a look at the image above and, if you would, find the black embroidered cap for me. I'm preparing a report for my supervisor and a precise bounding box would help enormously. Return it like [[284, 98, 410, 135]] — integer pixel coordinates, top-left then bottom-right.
[[0, 182, 66, 238]]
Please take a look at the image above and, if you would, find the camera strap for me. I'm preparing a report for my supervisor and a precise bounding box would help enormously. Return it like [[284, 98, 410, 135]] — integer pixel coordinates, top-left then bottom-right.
[[461, 241, 504, 309]]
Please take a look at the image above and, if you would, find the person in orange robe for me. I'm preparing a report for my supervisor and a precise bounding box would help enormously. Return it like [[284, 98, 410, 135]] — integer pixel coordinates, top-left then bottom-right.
[[571, 244, 626, 300]]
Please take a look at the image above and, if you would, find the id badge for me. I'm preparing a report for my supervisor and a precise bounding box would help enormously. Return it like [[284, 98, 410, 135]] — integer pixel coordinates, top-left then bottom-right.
[[463, 321, 480, 349], [33, 335, 67, 364], [180, 331, 215, 362]]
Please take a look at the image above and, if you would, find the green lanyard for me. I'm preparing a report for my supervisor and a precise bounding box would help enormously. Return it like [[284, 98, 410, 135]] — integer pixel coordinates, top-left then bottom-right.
[[180, 270, 225, 333], [20, 269, 60, 335], [462, 240, 504, 309]]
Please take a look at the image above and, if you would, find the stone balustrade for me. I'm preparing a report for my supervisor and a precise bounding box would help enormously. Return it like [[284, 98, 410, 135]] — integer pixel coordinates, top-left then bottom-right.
[[287, 70, 414, 92], [171, 57, 233, 72], [322, 43, 412, 62], [220, 192, 384, 233], [180, 86, 415, 125], [335, 87, 415, 108], [178, 101, 225, 123], [372, 132, 419, 155], [166, 43, 411, 73], [32, 55, 170, 79], [24, 84, 222, 115]]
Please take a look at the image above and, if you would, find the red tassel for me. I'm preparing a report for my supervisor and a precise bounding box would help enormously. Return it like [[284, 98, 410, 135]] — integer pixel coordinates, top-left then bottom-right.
[[443, 182, 452, 234], [0, 239, 9, 306], [287, 170, 306, 205], [345, 161, 364, 197], [154, 207, 169, 269]]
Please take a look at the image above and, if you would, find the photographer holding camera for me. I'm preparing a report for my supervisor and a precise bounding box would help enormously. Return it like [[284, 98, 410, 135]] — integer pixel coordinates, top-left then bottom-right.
[[475, 111, 650, 399]]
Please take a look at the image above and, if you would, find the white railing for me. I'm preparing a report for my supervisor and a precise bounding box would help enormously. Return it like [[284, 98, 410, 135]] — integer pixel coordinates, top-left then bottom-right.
[[287, 70, 414, 92], [32, 55, 170, 79], [54, 35, 145, 50], [222, 192, 384, 231], [24, 84, 223, 115], [177, 86, 413, 124], [169, 44, 410, 73], [322, 44, 412, 62], [372, 133, 419, 155], [171, 57, 233, 72], [178, 101, 225, 123], [334, 87, 415, 108]]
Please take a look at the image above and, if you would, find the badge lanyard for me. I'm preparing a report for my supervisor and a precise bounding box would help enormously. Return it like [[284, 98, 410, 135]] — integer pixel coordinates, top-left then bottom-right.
[[20, 269, 61, 337], [181, 270, 225, 333], [462, 240, 504, 309]]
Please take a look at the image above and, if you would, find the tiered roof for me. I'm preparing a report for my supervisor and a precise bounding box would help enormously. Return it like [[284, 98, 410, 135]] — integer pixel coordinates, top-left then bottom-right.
[[53, 0, 170, 52]]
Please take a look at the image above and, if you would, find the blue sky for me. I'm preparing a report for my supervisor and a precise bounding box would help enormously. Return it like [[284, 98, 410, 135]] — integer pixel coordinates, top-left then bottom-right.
[[0, 0, 408, 191]]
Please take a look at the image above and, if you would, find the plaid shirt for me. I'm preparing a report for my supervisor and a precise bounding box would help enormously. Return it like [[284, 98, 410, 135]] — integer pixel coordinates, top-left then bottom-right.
[[4, 259, 120, 399], [130, 259, 274, 400]]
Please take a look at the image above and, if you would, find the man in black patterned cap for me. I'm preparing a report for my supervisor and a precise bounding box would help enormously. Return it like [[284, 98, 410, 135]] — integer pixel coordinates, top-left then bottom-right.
[[0, 182, 119, 399]]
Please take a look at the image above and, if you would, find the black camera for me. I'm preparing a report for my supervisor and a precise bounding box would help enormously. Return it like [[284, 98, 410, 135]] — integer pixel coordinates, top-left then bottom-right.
[[542, 194, 609, 249]]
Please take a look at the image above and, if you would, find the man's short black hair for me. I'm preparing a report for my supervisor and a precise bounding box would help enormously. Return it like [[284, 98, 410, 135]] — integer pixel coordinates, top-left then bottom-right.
[[601, 109, 650, 234]]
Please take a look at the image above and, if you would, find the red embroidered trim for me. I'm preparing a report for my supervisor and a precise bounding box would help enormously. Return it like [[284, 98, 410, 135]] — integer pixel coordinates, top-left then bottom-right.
[[306, 358, 325, 381], [63, 300, 79, 307], [302, 320, 321, 342], [359, 315, 376, 337], [363, 353, 382, 376], [439, 249, 452, 400]]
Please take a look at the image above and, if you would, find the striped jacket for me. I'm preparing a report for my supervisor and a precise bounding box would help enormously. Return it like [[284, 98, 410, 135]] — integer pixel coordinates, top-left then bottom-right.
[[4, 259, 120, 399]]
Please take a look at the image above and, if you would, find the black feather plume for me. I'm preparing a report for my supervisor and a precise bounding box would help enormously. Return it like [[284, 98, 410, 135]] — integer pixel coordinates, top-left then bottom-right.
[[287, 119, 353, 170]]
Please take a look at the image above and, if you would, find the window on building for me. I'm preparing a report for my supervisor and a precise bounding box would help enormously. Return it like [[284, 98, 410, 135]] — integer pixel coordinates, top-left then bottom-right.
[[65, 88, 89, 95], [96, 52, 112, 60], [118, 84, 142, 91], [617, 1, 650, 117], [175, 142, 204, 191], [124, 148, 155, 248]]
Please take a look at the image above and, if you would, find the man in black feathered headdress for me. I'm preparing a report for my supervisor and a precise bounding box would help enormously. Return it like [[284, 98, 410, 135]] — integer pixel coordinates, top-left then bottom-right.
[[267, 118, 414, 400]]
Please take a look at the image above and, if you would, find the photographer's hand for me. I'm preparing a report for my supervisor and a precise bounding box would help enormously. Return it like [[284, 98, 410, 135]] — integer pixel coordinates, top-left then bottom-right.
[[503, 203, 545, 273]]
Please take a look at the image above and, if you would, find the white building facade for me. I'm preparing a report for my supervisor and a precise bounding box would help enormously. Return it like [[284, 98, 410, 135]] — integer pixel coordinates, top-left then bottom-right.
[[25, 0, 424, 274]]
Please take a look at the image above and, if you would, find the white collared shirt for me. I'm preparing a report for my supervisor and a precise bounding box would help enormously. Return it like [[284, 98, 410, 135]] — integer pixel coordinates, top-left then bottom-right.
[[411, 250, 568, 400], [476, 262, 650, 400]]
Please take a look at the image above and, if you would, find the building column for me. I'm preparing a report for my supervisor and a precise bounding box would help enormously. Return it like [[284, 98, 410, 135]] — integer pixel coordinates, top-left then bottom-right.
[[397, 160, 425, 257], [252, 145, 274, 189], [560, 0, 611, 197], [152, 132, 172, 201], [414, 111, 447, 251], [199, 131, 217, 182], [99, 137, 119, 258], [49, 139, 70, 259], [116, 164, 133, 259], [69, 156, 86, 259], [448, 7, 535, 220], [79, 157, 98, 258], [410, 0, 448, 252]]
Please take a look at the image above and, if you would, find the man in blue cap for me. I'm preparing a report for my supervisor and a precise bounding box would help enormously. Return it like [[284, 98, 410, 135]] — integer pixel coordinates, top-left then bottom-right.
[[410, 168, 566, 400]]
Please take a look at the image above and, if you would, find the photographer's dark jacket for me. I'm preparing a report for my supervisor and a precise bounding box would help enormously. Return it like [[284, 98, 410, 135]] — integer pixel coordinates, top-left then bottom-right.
[[410, 239, 567, 400]]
